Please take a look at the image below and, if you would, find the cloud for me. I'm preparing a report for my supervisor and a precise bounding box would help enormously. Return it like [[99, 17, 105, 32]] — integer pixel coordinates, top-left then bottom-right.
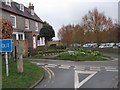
[[14, 0, 119, 40]]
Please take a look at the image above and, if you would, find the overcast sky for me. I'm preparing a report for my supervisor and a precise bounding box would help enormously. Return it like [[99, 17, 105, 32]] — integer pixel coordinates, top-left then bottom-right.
[[14, 0, 119, 40]]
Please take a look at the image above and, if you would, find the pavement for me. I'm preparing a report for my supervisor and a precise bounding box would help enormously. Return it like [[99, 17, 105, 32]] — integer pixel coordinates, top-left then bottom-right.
[[30, 53, 119, 89]]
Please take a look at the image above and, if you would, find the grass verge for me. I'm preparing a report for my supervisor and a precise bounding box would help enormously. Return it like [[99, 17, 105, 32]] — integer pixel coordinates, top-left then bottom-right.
[[2, 59, 44, 89]]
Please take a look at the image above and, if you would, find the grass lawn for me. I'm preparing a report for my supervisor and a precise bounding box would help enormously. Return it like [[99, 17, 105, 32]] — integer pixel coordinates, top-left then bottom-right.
[[56, 49, 111, 61], [2, 59, 44, 89]]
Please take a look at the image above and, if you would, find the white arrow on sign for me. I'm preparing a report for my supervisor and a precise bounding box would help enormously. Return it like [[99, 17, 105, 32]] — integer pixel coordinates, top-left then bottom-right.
[[74, 70, 97, 89]]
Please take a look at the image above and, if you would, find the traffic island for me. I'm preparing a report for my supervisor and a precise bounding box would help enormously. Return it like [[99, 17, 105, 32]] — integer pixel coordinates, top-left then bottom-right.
[[55, 49, 112, 61]]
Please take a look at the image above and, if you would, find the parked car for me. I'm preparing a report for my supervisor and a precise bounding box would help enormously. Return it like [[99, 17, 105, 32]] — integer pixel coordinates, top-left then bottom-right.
[[116, 43, 120, 48], [99, 43, 106, 48], [83, 43, 98, 48], [99, 43, 115, 48]]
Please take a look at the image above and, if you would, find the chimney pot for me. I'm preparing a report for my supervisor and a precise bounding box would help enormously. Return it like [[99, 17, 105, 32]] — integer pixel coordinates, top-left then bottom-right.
[[29, 2, 31, 6], [28, 3, 34, 10]]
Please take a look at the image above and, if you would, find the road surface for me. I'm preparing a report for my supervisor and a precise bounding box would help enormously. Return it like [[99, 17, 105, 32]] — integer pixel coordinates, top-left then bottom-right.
[[30, 54, 118, 89]]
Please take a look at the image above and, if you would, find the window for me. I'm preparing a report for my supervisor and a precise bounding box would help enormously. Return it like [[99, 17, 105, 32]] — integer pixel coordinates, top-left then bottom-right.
[[13, 32, 25, 40], [38, 37, 45, 46], [18, 34, 23, 40], [25, 19, 29, 30], [5, 0, 11, 6], [10, 15, 16, 28], [20, 4, 24, 12], [31, 9, 34, 16], [35, 22, 38, 31], [41, 38, 44, 44]]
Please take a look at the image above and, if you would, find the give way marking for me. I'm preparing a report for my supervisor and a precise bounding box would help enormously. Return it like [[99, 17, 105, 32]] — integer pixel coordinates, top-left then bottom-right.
[[74, 70, 97, 89]]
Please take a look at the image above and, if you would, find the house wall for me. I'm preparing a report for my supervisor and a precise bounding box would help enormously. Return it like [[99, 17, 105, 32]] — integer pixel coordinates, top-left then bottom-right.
[[2, 10, 11, 20], [2, 10, 25, 32], [29, 19, 43, 32], [17, 16, 25, 31], [2, 10, 28, 56], [2, 10, 43, 33], [2, 9, 43, 56], [25, 19, 43, 51], [29, 19, 34, 31], [48, 41, 63, 46]]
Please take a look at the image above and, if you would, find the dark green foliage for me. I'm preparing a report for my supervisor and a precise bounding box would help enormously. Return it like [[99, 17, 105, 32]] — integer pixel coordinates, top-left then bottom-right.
[[39, 22, 55, 41]]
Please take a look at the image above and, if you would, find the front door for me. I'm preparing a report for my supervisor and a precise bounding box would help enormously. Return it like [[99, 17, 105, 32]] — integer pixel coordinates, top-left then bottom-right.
[[33, 36, 36, 49]]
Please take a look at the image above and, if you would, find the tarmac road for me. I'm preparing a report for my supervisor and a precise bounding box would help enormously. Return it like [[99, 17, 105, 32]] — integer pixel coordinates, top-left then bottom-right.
[[31, 53, 119, 89]]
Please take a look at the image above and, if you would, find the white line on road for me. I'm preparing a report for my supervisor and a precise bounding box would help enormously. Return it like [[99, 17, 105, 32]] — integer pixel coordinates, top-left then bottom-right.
[[58, 65, 70, 69], [106, 70, 118, 72], [90, 67, 101, 71], [48, 64, 58, 66], [44, 64, 58, 68], [105, 67, 117, 70], [90, 69, 101, 71], [74, 70, 97, 89], [36, 63, 45, 66], [74, 66, 85, 70], [45, 64, 58, 68], [90, 67, 100, 69]]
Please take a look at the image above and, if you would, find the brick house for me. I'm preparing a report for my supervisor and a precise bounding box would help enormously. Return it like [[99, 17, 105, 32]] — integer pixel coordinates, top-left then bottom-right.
[[0, 0, 45, 56]]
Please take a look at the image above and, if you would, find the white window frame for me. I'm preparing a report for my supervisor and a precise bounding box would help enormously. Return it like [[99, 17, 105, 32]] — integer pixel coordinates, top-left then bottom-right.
[[10, 15, 16, 28], [31, 9, 34, 16], [25, 19, 29, 30], [35, 22, 39, 31], [20, 4, 24, 12], [5, 0, 11, 6], [12, 32, 25, 40]]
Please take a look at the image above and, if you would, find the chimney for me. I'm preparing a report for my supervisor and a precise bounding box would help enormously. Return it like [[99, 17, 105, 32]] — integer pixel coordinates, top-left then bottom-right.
[[28, 2, 34, 10]]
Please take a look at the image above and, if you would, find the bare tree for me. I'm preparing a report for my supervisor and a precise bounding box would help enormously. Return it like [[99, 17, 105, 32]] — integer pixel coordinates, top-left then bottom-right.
[[58, 25, 73, 46], [81, 8, 114, 44]]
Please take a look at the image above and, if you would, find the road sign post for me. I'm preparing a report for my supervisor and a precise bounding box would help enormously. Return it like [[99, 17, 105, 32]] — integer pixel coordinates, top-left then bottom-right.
[[5, 52, 8, 77], [0, 39, 13, 77]]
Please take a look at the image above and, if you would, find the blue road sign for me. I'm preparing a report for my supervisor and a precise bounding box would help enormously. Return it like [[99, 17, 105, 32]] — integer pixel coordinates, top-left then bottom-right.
[[0, 39, 13, 52]]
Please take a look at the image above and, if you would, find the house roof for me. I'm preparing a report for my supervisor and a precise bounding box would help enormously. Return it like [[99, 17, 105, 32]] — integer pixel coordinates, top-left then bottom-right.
[[0, 1, 43, 23]]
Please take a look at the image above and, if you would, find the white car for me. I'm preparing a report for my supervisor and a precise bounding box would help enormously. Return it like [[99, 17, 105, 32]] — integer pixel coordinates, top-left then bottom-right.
[[99, 43, 115, 48]]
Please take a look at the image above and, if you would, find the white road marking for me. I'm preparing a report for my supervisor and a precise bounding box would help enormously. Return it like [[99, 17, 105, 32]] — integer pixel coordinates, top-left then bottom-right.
[[74, 66, 85, 70], [90, 69, 101, 71], [48, 64, 58, 66], [90, 67, 101, 71], [48, 64, 57, 66], [58, 65, 70, 69], [74, 70, 97, 89], [106, 70, 118, 72], [46, 64, 57, 67], [105, 67, 117, 70], [36, 63, 45, 66], [44, 64, 58, 68], [58, 66, 70, 69], [90, 67, 100, 69]]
